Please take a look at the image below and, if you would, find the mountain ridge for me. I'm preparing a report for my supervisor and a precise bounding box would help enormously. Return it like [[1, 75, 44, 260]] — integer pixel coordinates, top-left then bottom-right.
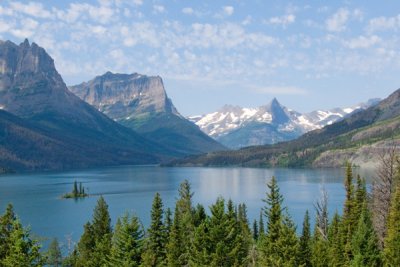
[[69, 72, 226, 155], [189, 98, 379, 148], [167, 89, 400, 168], [0, 39, 182, 171]]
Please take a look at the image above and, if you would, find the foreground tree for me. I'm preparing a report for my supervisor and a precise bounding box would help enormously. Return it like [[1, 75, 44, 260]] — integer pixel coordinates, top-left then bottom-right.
[[1, 218, 43, 266], [384, 184, 400, 266], [141, 193, 167, 266], [299, 210, 312, 267], [166, 180, 194, 266], [371, 145, 398, 247], [258, 176, 299, 266], [110, 213, 144, 266], [46, 238, 62, 266]]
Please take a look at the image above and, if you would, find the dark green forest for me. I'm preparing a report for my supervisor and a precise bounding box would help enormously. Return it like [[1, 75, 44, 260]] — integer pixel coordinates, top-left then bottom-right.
[[0, 159, 400, 266]]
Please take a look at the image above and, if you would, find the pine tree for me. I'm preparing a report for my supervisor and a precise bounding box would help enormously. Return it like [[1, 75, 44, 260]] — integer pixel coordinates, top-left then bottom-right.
[[258, 211, 265, 237], [110, 213, 144, 266], [327, 211, 344, 267], [75, 196, 112, 266], [384, 184, 400, 266], [190, 219, 210, 266], [73, 180, 78, 197], [1, 218, 43, 267], [164, 208, 172, 236], [351, 203, 381, 266], [46, 238, 62, 267], [193, 204, 206, 227], [258, 176, 299, 266], [166, 180, 194, 266], [0, 204, 16, 260], [299, 210, 311, 267], [252, 219, 259, 241], [75, 222, 95, 265], [142, 192, 167, 266]]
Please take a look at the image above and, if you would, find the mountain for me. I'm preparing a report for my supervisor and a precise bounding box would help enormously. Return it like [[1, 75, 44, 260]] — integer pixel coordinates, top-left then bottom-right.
[[190, 98, 379, 148], [0, 39, 177, 171], [168, 89, 400, 168], [69, 72, 225, 155]]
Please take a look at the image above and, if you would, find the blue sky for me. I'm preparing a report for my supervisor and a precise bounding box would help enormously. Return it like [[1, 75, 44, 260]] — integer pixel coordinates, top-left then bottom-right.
[[1, 0, 400, 115]]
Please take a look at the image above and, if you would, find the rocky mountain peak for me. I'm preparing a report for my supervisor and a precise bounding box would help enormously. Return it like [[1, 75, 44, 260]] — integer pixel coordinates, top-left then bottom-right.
[[69, 72, 180, 120], [263, 97, 290, 124]]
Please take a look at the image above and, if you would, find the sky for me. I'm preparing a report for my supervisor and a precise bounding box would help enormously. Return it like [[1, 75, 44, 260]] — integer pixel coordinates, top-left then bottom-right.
[[1, 0, 400, 116]]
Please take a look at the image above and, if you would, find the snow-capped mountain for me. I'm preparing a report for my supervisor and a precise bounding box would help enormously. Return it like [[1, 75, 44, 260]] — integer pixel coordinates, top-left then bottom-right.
[[189, 98, 380, 149]]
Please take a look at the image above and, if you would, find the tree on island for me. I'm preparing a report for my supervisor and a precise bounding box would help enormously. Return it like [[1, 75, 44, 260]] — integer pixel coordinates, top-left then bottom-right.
[[63, 180, 88, 199]]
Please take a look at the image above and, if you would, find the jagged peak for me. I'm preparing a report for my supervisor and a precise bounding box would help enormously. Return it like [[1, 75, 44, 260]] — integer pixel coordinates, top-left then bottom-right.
[[20, 38, 30, 48]]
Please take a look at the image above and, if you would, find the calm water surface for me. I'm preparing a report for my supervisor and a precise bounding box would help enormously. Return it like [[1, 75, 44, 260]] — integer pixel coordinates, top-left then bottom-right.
[[0, 166, 375, 251]]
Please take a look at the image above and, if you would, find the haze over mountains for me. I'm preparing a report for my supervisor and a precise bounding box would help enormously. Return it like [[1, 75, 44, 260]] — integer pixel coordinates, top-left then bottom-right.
[[190, 98, 380, 148]]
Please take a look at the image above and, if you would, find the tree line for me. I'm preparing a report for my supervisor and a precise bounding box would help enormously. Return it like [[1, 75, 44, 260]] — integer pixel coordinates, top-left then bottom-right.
[[0, 158, 399, 266]]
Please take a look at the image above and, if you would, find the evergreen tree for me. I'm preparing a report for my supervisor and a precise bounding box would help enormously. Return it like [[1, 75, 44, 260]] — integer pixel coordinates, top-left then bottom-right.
[[74, 196, 112, 266], [258, 176, 299, 266], [327, 211, 344, 267], [164, 208, 172, 236], [166, 180, 194, 266], [1, 218, 43, 267], [384, 184, 400, 266], [299, 210, 312, 267], [142, 192, 167, 266], [258, 211, 265, 237], [73, 180, 78, 197], [193, 204, 206, 227], [0, 204, 16, 260], [190, 219, 210, 266], [75, 222, 95, 266], [252, 219, 259, 241], [110, 213, 144, 266], [46, 238, 62, 267], [351, 203, 381, 267]]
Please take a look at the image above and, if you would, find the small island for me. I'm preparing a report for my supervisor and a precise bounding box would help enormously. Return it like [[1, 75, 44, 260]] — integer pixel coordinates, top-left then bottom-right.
[[62, 180, 89, 199]]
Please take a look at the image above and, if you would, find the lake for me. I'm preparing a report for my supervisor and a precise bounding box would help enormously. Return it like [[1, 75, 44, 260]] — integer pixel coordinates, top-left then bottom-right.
[[0, 165, 375, 252]]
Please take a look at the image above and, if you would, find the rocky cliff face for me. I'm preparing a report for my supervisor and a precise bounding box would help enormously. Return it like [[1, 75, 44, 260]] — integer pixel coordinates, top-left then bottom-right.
[[70, 72, 225, 154], [69, 72, 180, 120]]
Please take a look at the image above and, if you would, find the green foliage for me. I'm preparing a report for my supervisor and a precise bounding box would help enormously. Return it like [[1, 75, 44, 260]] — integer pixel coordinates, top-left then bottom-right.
[[351, 203, 381, 266], [110, 213, 144, 266], [1, 218, 43, 267], [74, 196, 112, 266], [142, 192, 167, 267], [166, 180, 194, 266], [62, 180, 88, 199], [258, 176, 300, 266], [0, 204, 16, 260], [384, 184, 400, 266], [299, 210, 312, 267], [46, 238, 62, 266]]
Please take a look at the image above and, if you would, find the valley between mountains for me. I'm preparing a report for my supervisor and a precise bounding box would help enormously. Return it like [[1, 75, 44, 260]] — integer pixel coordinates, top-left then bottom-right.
[[0, 39, 399, 172]]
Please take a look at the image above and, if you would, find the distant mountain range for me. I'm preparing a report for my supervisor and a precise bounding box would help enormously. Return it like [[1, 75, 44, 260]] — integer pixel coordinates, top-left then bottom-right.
[[0, 39, 223, 171], [189, 98, 380, 148], [168, 89, 400, 168], [69, 72, 225, 155]]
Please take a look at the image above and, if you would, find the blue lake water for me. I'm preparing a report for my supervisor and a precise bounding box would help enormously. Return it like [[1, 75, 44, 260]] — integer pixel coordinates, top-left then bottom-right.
[[0, 165, 375, 252]]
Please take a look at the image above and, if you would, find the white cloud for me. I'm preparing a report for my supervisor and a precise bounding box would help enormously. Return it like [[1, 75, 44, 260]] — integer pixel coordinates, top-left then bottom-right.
[[267, 14, 295, 27], [153, 5, 165, 14], [9, 1, 52, 19], [326, 8, 349, 32], [367, 15, 400, 32], [133, 0, 143, 6], [344, 35, 381, 49], [182, 7, 194, 15], [223, 6, 234, 16]]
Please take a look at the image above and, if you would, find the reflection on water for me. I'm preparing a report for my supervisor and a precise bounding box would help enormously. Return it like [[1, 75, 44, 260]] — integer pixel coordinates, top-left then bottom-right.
[[0, 166, 375, 248]]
